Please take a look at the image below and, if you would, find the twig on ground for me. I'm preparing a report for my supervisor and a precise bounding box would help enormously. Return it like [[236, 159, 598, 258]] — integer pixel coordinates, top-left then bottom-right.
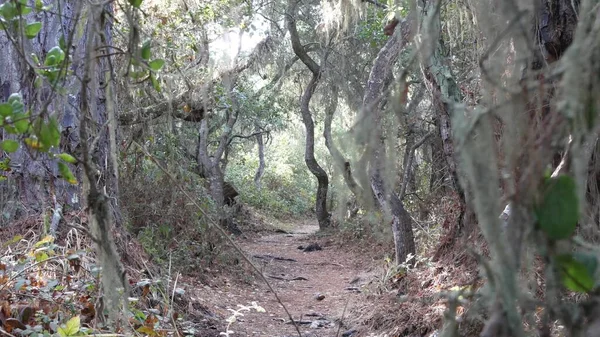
[[253, 254, 297, 262]]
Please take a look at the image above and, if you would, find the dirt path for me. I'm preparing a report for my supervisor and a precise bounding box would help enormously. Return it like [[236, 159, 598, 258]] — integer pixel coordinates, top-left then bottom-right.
[[188, 222, 372, 337]]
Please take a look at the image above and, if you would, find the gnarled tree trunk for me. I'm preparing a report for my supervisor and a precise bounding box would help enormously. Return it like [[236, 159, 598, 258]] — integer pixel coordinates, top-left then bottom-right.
[[285, 0, 331, 229], [361, 18, 416, 265]]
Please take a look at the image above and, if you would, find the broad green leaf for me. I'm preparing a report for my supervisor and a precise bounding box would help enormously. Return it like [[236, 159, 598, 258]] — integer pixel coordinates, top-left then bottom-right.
[[8, 93, 22, 105], [57, 153, 77, 164], [45, 46, 65, 66], [13, 112, 30, 134], [36, 117, 60, 150], [11, 101, 24, 114], [141, 40, 151, 60], [3, 124, 18, 134], [47, 117, 60, 147], [0, 103, 12, 117], [63, 316, 80, 336], [556, 254, 595, 293], [16, 1, 31, 15], [535, 175, 579, 240], [0, 2, 18, 20], [149, 59, 165, 71], [0, 140, 19, 153], [45, 55, 57, 66], [58, 162, 77, 185], [25, 22, 42, 39], [129, 0, 143, 9], [573, 252, 598, 280]]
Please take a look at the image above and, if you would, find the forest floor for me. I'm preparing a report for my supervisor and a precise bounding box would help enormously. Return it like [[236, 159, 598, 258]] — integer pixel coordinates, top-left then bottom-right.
[[0, 212, 474, 337], [184, 220, 380, 337]]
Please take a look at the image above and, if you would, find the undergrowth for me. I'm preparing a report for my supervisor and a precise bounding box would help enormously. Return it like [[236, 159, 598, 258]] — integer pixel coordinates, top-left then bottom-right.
[[0, 225, 210, 337]]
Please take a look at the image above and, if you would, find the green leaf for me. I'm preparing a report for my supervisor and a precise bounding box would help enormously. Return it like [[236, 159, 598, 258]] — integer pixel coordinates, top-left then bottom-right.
[[0, 157, 11, 172], [13, 112, 30, 134], [148, 59, 165, 71], [65, 316, 80, 335], [36, 117, 60, 150], [35, 251, 49, 262], [573, 252, 598, 279], [45, 46, 65, 66], [141, 40, 151, 60], [0, 103, 12, 117], [58, 35, 67, 51], [58, 162, 77, 185], [34, 77, 42, 88], [25, 22, 42, 39], [16, 2, 31, 16], [535, 175, 579, 240], [35, 0, 43, 11], [129, 0, 143, 9], [556, 254, 595, 293], [0, 2, 17, 20], [31, 53, 40, 65], [0, 140, 19, 153], [8, 93, 22, 105], [150, 73, 161, 92], [57, 153, 77, 164], [10, 101, 24, 114]]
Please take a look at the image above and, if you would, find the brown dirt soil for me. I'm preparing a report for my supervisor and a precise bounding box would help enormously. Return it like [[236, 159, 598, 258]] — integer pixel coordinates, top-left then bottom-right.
[[182, 220, 378, 337], [177, 217, 486, 337]]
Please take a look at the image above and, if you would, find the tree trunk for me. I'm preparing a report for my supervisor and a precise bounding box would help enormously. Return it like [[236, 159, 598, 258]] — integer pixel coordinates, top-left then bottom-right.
[[78, 1, 127, 320], [0, 0, 121, 228], [254, 130, 266, 189], [361, 18, 416, 265], [429, 116, 449, 193], [197, 115, 241, 234], [419, 2, 471, 259], [370, 148, 416, 264], [285, 0, 331, 229], [301, 75, 331, 228]]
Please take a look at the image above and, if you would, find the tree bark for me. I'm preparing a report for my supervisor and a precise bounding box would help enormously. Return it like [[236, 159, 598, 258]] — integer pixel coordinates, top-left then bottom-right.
[[361, 18, 416, 265], [419, 1, 471, 258], [0, 1, 121, 228], [197, 113, 241, 234], [254, 129, 266, 189], [79, 2, 127, 321], [286, 0, 330, 229]]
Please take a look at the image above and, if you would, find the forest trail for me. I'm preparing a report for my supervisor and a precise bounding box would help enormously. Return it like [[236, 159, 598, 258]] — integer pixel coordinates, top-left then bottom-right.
[[189, 221, 373, 337]]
